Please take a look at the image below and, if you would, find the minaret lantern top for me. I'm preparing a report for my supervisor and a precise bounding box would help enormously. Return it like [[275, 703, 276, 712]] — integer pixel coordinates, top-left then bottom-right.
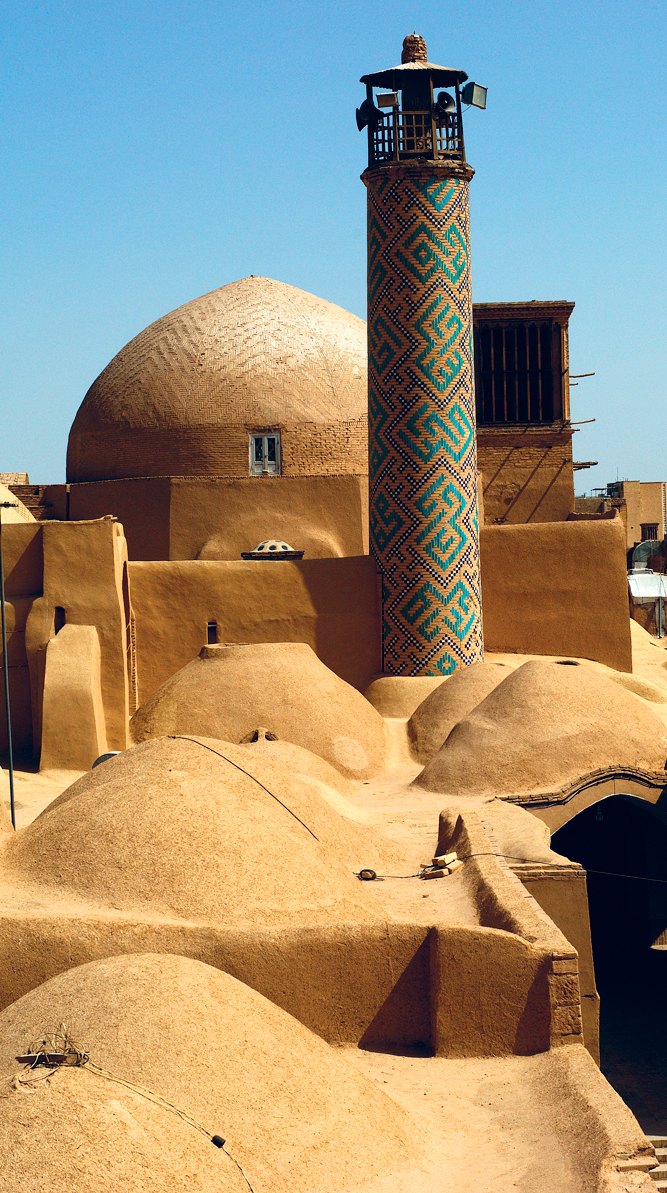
[[357, 35, 487, 166]]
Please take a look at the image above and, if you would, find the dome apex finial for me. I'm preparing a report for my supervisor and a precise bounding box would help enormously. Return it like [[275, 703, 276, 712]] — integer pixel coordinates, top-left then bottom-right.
[[401, 33, 427, 63]]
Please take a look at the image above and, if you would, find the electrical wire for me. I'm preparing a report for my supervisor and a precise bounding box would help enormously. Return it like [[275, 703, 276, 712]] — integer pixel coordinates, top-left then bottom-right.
[[170, 735, 319, 842], [463, 853, 667, 885], [0, 1066, 58, 1096], [357, 852, 667, 886], [6, 1026, 256, 1192], [83, 1060, 216, 1140], [171, 739, 667, 886], [356, 869, 422, 880], [561, 868, 667, 886], [373, 872, 423, 879], [82, 1061, 255, 1190], [171, 735, 667, 889]]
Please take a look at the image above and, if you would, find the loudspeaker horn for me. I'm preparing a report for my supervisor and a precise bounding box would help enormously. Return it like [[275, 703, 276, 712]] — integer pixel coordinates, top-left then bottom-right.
[[356, 97, 382, 131]]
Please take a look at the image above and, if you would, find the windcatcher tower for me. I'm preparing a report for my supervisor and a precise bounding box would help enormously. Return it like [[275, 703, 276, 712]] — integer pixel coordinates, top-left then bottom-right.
[[359, 35, 485, 676]]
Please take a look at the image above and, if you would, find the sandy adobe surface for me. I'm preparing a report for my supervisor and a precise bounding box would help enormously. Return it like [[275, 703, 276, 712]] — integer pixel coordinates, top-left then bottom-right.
[[0, 953, 418, 1193], [6, 619, 667, 828], [0, 619, 662, 1191], [346, 1045, 654, 1193]]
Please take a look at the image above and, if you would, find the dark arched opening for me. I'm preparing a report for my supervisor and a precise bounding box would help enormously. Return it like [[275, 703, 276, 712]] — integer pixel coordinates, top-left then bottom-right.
[[552, 794, 667, 1134]]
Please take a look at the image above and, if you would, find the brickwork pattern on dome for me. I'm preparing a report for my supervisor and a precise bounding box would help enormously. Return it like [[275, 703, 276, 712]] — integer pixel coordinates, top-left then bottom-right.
[[67, 277, 368, 483], [366, 170, 483, 676], [67, 419, 368, 483]]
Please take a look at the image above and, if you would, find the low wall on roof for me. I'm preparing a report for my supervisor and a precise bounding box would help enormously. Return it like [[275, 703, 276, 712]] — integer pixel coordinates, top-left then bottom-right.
[[1, 514, 632, 763], [128, 555, 382, 703], [44, 473, 369, 562], [0, 519, 130, 762], [478, 427, 575, 525], [129, 517, 632, 708], [0, 807, 583, 1057], [480, 517, 632, 673]]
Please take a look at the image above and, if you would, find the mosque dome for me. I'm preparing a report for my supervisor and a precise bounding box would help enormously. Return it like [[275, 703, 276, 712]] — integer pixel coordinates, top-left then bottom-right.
[[66, 276, 368, 483]]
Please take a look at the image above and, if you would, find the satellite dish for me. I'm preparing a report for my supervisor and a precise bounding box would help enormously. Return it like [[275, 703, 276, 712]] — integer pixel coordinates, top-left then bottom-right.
[[356, 97, 383, 131], [435, 91, 456, 114]]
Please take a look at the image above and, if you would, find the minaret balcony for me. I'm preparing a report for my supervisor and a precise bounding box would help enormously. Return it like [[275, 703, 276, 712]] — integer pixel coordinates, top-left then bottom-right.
[[370, 105, 464, 164]]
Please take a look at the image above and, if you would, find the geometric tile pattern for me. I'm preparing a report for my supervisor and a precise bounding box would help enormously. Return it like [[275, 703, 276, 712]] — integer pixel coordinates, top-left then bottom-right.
[[367, 169, 484, 676]]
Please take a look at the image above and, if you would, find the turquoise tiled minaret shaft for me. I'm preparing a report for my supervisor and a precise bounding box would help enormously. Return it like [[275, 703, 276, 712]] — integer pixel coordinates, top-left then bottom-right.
[[363, 152, 483, 676], [367, 163, 482, 677]]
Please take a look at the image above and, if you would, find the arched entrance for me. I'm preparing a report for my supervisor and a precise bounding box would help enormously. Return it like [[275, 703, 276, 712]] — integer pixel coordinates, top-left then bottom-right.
[[552, 793, 667, 1134]]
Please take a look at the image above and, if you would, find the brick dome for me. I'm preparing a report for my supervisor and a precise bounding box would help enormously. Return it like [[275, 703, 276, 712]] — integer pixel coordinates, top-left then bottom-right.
[[66, 276, 368, 483]]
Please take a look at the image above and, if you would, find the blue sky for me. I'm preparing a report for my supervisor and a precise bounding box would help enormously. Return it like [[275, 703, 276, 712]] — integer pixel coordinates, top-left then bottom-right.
[[1, 0, 665, 490]]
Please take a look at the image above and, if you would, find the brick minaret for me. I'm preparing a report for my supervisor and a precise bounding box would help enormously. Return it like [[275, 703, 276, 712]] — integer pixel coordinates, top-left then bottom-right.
[[358, 35, 484, 676]]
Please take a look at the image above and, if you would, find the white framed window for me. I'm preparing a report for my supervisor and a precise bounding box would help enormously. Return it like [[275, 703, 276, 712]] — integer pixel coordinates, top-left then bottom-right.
[[250, 432, 281, 476]]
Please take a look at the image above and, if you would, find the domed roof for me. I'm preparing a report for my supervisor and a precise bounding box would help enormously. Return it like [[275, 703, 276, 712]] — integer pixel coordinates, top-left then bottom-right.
[[66, 276, 368, 483], [3, 736, 398, 925], [414, 659, 667, 798], [408, 660, 512, 763], [0, 954, 416, 1192], [129, 641, 387, 780]]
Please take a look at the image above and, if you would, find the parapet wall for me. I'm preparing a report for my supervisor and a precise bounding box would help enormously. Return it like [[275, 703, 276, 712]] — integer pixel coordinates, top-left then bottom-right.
[[128, 556, 382, 702], [435, 806, 584, 1053], [41, 473, 369, 563], [0, 519, 130, 762], [478, 426, 575, 525], [129, 515, 632, 708], [0, 808, 583, 1057], [480, 517, 632, 672], [2, 513, 633, 762]]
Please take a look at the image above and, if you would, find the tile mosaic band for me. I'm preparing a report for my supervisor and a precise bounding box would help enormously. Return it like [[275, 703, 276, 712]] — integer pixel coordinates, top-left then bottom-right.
[[365, 166, 483, 675]]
